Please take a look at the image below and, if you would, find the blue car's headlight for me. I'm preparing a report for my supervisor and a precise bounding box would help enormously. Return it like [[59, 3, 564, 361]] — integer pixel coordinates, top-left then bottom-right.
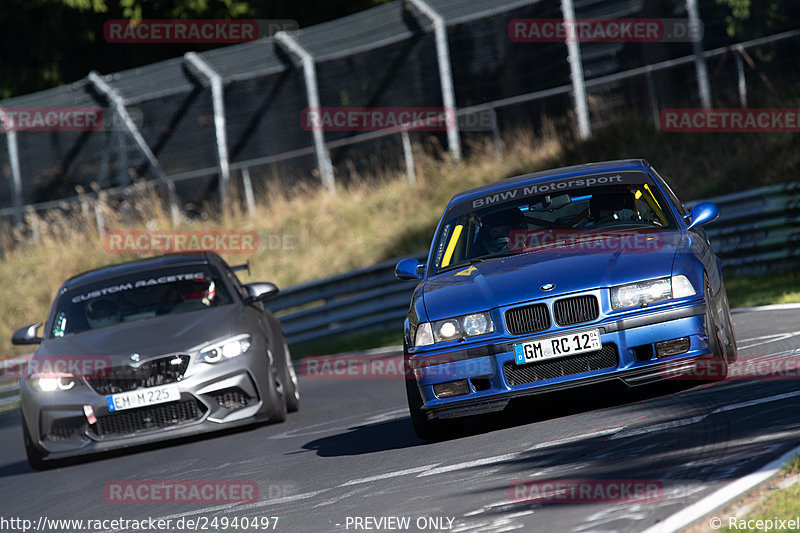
[[200, 334, 252, 363], [610, 275, 696, 310], [413, 312, 494, 347]]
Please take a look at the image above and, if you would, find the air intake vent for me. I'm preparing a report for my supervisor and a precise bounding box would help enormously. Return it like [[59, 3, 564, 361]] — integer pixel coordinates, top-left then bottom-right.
[[553, 295, 599, 326], [505, 304, 551, 335]]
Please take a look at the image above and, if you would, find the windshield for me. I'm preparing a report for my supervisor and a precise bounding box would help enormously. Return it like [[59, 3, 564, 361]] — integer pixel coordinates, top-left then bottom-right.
[[431, 172, 676, 274], [48, 266, 233, 337]]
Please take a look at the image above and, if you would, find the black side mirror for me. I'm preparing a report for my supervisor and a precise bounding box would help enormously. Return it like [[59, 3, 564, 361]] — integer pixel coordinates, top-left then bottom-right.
[[12, 323, 43, 345]]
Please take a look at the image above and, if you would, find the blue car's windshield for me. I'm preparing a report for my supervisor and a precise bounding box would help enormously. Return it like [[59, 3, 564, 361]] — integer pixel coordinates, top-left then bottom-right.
[[49, 266, 233, 337], [431, 172, 677, 274]]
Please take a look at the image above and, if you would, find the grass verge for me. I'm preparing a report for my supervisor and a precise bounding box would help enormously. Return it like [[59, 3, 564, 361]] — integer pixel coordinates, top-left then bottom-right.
[[712, 455, 800, 533], [725, 270, 800, 309]]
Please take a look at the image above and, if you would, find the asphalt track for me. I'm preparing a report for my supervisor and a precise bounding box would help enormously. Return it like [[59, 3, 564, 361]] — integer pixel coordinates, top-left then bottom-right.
[[2, 308, 800, 533]]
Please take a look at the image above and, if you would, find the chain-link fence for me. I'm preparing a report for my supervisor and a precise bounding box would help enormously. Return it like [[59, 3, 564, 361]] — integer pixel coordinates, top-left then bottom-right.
[[1, 0, 799, 233]]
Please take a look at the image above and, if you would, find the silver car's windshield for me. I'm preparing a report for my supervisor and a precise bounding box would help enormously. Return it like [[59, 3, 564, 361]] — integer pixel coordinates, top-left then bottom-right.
[[49, 266, 233, 338]]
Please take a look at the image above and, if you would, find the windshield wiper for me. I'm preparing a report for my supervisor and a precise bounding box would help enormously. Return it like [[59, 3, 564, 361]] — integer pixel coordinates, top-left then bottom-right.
[[436, 251, 516, 274]]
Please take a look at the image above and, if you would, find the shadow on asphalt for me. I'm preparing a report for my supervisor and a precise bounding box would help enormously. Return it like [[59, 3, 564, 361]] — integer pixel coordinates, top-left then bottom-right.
[[301, 380, 700, 457]]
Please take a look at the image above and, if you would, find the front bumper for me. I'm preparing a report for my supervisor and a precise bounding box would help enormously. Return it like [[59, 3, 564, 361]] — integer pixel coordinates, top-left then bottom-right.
[[21, 350, 274, 461], [408, 302, 712, 420]]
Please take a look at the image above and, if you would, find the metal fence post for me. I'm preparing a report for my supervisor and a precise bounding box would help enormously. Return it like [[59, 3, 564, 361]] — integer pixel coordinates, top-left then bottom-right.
[[686, 0, 712, 109], [0, 109, 25, 226], [88, 71, 180, 226], [400, 131, 416, 185], [734, 46, 747, 107], [184, 52, 232, 214], [274, 32, 336, 194], [560, 0, 592, 140], [407, 0, 462, 162], [489, 109, 503, 160], [241, 168, 256, 216]]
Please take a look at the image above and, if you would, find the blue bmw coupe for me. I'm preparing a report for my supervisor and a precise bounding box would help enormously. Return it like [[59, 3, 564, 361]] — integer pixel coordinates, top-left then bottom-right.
[[396, 159, 737, 440]]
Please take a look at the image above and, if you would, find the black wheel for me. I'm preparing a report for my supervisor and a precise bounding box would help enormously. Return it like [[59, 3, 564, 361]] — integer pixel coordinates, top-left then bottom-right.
[[703, 282, 728, 381], [718, 282, 738, 363], [278, 340, 300, 413], [22, 418, 47, 470], [267, 351, 287, 423], [404, 367, 463, 441]]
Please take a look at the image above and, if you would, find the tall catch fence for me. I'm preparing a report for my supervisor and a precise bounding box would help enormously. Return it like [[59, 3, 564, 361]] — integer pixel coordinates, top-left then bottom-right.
[[1, 0, 799, 233]]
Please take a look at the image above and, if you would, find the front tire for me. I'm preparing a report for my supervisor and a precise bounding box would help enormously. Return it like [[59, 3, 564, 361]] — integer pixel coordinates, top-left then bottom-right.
[[278, 340, 300, 413], [22, 419, 47, 470], [703, 282, 728, 381], [267, 351, 287, 423], [404, 366, 463, 441], [718, 282, 738, 363]]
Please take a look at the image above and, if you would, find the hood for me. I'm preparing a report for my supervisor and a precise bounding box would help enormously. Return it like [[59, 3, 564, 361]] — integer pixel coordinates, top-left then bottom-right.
[[422, 231, 686, 320], [36, 305, 244, 363]]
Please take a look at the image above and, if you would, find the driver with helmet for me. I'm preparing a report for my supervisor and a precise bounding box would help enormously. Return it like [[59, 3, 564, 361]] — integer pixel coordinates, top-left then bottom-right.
[[85, 298, 121, 330], [478, 207, 527, 255]]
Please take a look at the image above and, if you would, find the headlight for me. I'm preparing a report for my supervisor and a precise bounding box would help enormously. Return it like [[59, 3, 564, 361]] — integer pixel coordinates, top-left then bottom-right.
[[610, 275, 696, 310], [414, 323, 434, 347], [32, 374, 75, 392], [200, 334, 252, 363], [413, 312, 494, 347]]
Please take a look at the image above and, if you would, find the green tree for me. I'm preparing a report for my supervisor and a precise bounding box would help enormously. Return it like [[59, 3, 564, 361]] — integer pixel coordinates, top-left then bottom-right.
[[0, 0, 390, 99]]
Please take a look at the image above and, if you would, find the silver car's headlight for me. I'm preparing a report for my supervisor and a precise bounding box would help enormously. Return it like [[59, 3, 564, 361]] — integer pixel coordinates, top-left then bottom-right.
[[31, 374, 75, 392], [610, 275, 696, 310], [200, 334, 252, 363], [413, 312, 494, 347]]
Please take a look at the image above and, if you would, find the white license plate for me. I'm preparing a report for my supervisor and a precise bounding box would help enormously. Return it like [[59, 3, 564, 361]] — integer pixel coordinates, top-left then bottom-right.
[[106, 384, 180, 412], [514, 329, 602, 365]]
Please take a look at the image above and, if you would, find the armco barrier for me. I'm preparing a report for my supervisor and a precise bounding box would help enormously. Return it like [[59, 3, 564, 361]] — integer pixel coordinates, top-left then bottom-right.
[[687, 182, 800, 277], [267, 253, 426, 345]]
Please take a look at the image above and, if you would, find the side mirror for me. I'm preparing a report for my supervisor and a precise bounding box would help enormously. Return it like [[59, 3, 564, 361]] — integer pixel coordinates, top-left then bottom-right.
[[244, 282, 279, 303], [395, 258, 426, 281], [686, 201, 719, 230], [12, 323, 43, 345]]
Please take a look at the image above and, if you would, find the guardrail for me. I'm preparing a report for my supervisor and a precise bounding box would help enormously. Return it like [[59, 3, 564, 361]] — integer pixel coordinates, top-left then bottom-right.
[[688, 182, 800, 277], [267, 253, 426, 345]]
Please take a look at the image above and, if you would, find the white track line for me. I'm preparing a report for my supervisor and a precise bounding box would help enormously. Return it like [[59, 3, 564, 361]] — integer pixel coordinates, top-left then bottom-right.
[[640, 443, 800, 533], [732, 303, 800, 314]]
